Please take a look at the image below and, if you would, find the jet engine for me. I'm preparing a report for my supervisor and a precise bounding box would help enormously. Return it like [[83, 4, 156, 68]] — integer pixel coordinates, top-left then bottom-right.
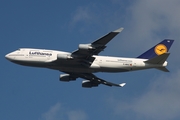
[[60, 74, 76, 82], [57, 54, 73, 60], [82, 80, 99, 88], [78, 44, 95, 50]]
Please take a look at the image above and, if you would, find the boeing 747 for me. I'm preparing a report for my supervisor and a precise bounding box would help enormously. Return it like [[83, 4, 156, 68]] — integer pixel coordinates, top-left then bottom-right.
[[5, 28, 174, 88]]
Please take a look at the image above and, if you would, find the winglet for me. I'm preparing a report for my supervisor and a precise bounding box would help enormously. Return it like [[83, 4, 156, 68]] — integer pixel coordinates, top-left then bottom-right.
[[113, 27, 124, 33], [119, 83, 126, 87]]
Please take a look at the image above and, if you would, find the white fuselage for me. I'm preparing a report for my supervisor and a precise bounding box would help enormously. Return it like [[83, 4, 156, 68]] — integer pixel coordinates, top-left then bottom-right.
[[5, 48, 167, 73]]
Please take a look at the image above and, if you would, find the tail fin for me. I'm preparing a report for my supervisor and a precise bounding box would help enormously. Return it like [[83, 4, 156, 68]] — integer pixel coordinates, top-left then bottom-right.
[[137, 39, 174, 59]]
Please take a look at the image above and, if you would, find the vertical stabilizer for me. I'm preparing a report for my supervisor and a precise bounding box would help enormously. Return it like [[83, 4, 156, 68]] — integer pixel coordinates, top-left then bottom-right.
[[137, 39, 174, 59]]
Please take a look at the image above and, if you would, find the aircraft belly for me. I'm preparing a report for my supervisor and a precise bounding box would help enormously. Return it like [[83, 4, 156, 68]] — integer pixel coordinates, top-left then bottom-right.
[[99, 67, 129, 72], [47, 61, 97, 73], [9, 59, 98, 73], [10, 58, 138, 73], [9, 60, 48, 67], [50, 66, 99, 73]]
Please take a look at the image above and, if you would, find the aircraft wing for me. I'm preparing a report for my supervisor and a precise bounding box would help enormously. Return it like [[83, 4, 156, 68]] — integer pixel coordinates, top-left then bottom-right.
[[72, 27, 124, 58], [67, 72, 126, 87]]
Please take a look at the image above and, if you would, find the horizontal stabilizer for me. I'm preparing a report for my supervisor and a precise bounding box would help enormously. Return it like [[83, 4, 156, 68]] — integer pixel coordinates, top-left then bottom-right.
[[145, 53, 170, 64], [156, 67, 169, 72]]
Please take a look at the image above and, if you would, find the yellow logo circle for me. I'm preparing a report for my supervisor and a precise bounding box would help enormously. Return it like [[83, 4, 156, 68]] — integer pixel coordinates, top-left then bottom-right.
[[155, 44, 167, 55]]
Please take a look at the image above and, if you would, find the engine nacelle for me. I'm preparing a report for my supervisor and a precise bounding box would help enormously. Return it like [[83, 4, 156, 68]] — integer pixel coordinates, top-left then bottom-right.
[[82, 80, 99, 88], [57, 54, 73, 60], [79, 44, 95, 50], [60, 74, 76, 82]]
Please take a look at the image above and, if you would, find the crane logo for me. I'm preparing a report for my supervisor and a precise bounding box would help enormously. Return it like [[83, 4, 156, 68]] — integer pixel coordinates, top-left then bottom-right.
[[155, 44, 167, 55]]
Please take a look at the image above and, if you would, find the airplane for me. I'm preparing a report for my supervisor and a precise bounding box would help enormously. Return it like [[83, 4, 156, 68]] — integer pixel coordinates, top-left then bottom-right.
[[5, 28, 174, 88]]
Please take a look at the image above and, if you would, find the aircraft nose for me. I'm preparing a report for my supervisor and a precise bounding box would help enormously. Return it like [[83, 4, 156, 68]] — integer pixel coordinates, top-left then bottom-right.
[[5, 53, 10, 60], [5, 53, 15, 61]]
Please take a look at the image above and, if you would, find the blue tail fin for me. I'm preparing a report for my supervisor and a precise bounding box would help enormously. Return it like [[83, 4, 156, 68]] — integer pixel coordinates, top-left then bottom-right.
[[137, 39, 174, 59]]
